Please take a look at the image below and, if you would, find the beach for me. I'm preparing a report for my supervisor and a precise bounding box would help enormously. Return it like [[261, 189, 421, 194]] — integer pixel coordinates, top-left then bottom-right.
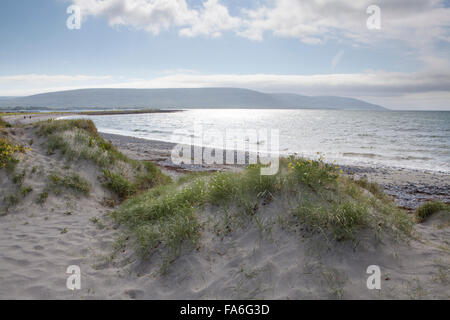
[[0, 117, 448, 300]]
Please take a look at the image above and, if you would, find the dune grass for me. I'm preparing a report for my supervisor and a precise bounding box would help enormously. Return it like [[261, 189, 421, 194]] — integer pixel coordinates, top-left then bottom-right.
[[31, 119, 414, 272], [112, 154, 414, 271], [415, 201, 449, 223], [37, 119, 170, 199], [111, 165, 282, 267], [48, 173, 91, 195]]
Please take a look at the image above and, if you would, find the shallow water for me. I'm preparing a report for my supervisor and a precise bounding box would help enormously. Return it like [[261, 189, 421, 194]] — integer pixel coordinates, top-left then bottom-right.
[[62, 109, 450, 173]]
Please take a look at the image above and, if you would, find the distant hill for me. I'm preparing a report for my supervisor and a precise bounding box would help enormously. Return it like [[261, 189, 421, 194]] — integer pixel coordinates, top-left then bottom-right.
[[0, 88, 386, 110]]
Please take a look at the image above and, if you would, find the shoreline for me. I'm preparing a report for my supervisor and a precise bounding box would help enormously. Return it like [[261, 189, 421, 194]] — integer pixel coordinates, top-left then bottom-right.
[[0, 109, 183, 125], [2, 109, 448, 210], [99, 131, 450, 210]]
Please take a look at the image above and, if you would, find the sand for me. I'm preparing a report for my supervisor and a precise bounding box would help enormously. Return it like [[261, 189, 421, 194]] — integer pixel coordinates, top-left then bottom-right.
[[0, 125, 449, 299]]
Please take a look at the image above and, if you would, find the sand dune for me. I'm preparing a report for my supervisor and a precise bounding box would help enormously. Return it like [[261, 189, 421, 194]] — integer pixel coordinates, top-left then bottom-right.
[[0, 123, 448, 299]]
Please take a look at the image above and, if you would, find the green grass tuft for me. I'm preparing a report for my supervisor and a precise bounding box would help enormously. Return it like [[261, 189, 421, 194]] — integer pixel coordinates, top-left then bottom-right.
[[36, 191, 49, 205], [292, 199, 368, 241], [48, 173, 90, 195], [102, 170, 137, 200], [415, 201, 449, 223], [111, 155, 415, 270], [37, 119, 170, 200]]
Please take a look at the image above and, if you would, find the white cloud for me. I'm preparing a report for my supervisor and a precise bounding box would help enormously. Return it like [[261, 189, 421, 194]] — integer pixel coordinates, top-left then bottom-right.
[[239, 0, 450, 49], [69, 0, 450, 71], [71, 0, 450, 46], [178, 0, 241, 37], [72, 0, 240, 37], [2, 71, 450, 109]]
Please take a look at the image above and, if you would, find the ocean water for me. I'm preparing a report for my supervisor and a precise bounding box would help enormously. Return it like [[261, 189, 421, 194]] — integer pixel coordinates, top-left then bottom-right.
[[62, 109, 450, 173]]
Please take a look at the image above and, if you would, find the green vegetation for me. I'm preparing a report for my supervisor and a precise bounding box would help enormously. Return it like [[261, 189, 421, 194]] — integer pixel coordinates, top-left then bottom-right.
[[0, 137, 28, 171], [112, 182, 202, 271], [102, 170, 136, 200], [27, 119, 415, 273], [286, 153, 338, 188], [2, 193, 20, 214], [21, 186, 33, 197], [292, 200, 368, 241], [47, 173, 91, 195], [102, 161, 171, 200], [415, 200, 449, 223], [352, 178, 386, 200], [0, 152, 33, 214], [36, 191, 49, 205], [1, 185, 33, 215], [90, 217, 106, 229], [112, 154, 414, 272], [37, 119, 170, 200]]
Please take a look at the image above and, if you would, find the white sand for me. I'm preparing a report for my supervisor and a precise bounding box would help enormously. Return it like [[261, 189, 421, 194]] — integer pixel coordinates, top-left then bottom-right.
[[0, 125, 449, 299]]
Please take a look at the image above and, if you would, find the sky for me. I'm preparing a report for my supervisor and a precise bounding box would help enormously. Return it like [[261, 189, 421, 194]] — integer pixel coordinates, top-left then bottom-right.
[[0, 0, 450, 110]]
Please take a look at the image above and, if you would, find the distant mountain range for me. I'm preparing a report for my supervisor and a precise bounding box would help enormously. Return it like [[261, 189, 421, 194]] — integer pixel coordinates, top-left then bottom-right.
[[0, 88, 386, 110]]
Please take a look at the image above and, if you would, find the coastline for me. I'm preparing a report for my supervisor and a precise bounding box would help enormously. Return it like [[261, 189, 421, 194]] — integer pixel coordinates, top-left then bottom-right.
[[1, 109, 184, 126], [2, 109, 448, 210], [1, 117, 449, 300], [100, 131, 450, 210]]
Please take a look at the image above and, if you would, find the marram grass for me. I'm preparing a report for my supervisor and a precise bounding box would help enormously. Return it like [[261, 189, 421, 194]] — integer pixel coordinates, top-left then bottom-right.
[[112, 155, 414, 272], [415, 200, 449, 223]]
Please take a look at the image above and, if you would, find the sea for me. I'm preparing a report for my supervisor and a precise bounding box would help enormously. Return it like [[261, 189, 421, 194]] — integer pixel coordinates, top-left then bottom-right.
[[61, 109, 450, 173]]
